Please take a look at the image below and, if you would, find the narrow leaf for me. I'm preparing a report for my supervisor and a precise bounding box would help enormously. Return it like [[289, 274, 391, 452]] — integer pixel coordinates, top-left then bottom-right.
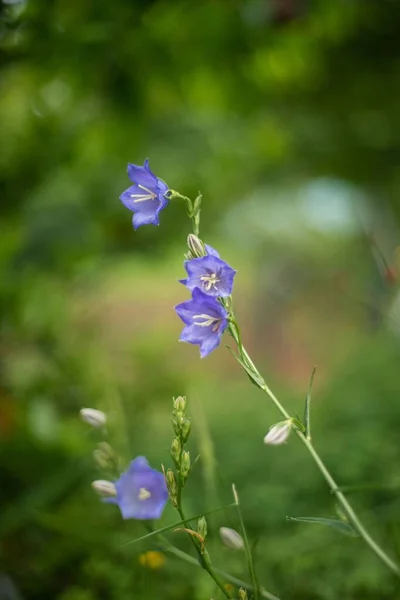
[[124, 503, 236, 546], [225, 345, 264, 389], [287, 516, 359, 537]]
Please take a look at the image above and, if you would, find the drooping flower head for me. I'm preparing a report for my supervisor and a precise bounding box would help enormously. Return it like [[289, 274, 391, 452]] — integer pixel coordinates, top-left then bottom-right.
[[120, 160, 169, 230], [181, 244, 236, 298], [104, 456, 168, 520], [175, 288, 229, 357]]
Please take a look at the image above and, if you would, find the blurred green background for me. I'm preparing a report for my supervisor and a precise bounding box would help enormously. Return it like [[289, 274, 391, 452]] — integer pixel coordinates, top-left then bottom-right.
[[2, 0, 400, 598]]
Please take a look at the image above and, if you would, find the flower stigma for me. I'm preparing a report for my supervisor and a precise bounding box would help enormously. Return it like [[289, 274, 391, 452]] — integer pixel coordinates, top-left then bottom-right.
[[138, 487, 152, 500], [200, 272, 220, 291]]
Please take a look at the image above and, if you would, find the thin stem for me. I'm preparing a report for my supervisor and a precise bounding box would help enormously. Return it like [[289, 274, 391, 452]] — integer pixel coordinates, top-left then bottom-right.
[[159, 535, 281, 600], [298, 434, 400, 576], [232, 484, 260, 600], [228, 322, 400, 577], [304, 366, 317, 441], [177, 506, 232, 598]]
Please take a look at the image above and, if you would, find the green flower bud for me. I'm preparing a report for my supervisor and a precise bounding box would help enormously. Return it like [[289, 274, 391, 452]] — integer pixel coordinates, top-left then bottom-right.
[[180, 450, 191, 479], [93, 442, 115, 469], [181, 417, 191, 442], [165, 469, 178, 506], [198, 516, 207, 539], [170, 437, 181, 463], [238, 588, 248, 600], [173, 396, 186, 413]]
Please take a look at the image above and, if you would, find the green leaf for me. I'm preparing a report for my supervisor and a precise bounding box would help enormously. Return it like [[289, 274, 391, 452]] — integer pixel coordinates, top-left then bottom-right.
[[125, 503, 236, 546], [286, 516, 359, 537]]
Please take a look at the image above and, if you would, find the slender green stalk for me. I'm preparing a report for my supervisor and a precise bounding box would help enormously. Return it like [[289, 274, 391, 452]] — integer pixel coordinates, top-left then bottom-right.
[[159, 535, 281, 600], [182, 198, 400, 578], [229, 322, 400, 577], [177, 506, 232, 598], [304, 366, 317, 441], [232, 484, 260, 600]]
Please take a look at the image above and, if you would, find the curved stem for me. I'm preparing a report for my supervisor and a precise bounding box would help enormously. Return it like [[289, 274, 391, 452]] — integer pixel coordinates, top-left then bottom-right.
[[176, 506, 232, 598], [228, 323, 400, 577], [159, 535, 281, 600]]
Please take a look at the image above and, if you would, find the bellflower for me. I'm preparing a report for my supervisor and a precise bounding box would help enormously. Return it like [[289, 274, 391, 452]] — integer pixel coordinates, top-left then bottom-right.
[[181, 249, 236, 297], [175, 288, 229, 357], [120, 160, 169, 230], [104, 456, 168, 520]]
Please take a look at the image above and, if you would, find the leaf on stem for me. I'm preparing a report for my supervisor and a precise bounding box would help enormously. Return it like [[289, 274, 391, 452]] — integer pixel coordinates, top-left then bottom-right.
[[286, 515, 359, 537], [124, 503, 236, 546]]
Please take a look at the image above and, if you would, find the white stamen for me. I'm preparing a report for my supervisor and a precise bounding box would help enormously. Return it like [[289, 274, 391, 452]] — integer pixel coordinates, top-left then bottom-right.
[[130, 184, 157, 203], [193, 313, 221, 331], [138, 487, 151, 500], [200, 273, 220, 291]]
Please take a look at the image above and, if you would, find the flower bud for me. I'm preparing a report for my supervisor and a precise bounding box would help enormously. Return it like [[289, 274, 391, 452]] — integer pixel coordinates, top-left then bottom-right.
[[219, 527, 244, 550], [180, 450, 191, 478], [198, 516, 207, 539], [187, 234, 206, 258], [165, 469, 178, 506], [170, 437, 181, 463], [173, 396, 186, 413], [80, 408, 107, 428], [264, 420, 292, 445], [91, 479, 117, 497], [180, 417, 191, 442], [93, 442, 115, 469], [238, 588, 248, 600]]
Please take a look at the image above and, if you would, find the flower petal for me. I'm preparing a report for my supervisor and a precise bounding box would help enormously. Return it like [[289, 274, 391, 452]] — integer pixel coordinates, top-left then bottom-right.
[[127, 162, 157, 187]]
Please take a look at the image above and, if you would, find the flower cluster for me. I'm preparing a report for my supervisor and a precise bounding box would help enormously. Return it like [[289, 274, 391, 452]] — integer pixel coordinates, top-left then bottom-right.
[[119, 161, 237, 357], [175, 241, 236, 357], [83, 405, 168, 521]]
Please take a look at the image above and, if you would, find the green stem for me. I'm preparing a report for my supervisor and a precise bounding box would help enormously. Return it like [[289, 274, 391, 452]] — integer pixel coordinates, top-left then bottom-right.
[[177, 506, 232, 598], [159, 535, 280, 600], [232, 484, 260, 600], [304, 366, 317, 441], [168, 190, 200, 236], [228, 323, 400, 578]]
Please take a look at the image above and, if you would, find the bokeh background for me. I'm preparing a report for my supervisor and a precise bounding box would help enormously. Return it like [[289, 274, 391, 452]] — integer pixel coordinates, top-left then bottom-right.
[[2, 1, 400, 598]]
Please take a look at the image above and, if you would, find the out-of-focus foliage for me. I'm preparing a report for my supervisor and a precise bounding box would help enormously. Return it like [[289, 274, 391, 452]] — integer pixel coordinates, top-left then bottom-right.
[[2, 0, 400, 599]]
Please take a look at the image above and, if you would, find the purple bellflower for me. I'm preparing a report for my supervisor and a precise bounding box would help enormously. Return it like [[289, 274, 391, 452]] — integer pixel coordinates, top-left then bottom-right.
[[175, 288, 229, 357], [120, 160, 169, 230], [180, 247, 236, 298], [105, 456, 168, 520]]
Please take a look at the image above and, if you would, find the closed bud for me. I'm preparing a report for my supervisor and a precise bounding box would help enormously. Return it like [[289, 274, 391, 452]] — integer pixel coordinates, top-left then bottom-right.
[[219, 527, 244, 550], [198, 516, 207, 539], [238, 588, 248, 600], [170, 437, 181, 463], [93, 442, 115, 469], [187, 234, 206, 258], [91, 479, 116, 497], [165, 469, 178, 506], [80, 408, 107, 428], [193, 194, 202, 213], [173, 396, 186, 414], [180, 450, 191, 478], [264, 420, 292, 446], [181, 417, 191, 442]]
